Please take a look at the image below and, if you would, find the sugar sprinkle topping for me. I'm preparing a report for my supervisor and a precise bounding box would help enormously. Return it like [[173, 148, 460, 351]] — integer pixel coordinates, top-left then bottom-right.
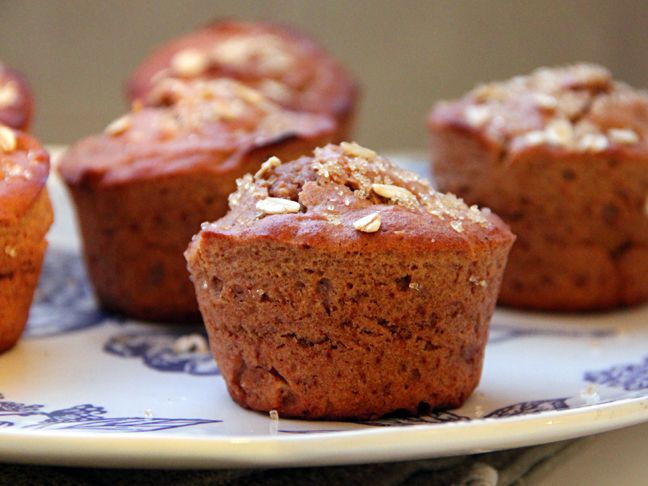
[[104, 115, 132, 136], [171, 48, 210, 77], [457, 64, 648, 153], [341, 141, 377, 159], [464, 105, 491, 127], [256, 197, 301, 215], [0, 82, 19, 108], [371, 183, 417, 206], [608, 128, 639, 144], [222, 144, 491, 233], [353, 211, 381, 233], [0, 125, 16, 152], [255, 156, 282, 180]]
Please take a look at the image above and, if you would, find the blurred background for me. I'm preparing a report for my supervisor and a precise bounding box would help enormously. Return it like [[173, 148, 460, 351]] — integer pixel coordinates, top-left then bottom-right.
[[2, 0, 646, 149]]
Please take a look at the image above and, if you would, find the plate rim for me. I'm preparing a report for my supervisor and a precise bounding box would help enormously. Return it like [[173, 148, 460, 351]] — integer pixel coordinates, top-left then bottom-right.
[[1, 395, 646, 469]]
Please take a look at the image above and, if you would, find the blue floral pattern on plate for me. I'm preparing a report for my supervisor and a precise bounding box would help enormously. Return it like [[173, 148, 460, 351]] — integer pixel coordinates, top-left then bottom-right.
[[0, 394, 221, 432], [584, 355, 648, 391], [104, 331, 219, 376], [361, 398, 570, 426], [26, 248, 118, 337]]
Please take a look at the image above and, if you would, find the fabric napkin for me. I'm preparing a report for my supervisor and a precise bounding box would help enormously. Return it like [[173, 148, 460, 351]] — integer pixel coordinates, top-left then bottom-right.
[[0, 439, 579, 485]]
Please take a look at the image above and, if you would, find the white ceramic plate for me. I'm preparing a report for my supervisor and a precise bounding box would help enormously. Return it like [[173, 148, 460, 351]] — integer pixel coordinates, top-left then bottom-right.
[[0, 151, 647, 469]]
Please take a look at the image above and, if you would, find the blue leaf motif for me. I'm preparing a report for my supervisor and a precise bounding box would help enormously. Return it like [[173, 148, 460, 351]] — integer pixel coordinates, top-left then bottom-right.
[[0, 392, 221, 433], [28, 417, 221, 433], [584, 355, 648, 391], [361, 410, 471, 426], [485, 398, 570, 418]]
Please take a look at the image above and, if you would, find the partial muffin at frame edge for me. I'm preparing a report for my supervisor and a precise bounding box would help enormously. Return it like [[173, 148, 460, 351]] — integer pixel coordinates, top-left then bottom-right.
[[429, 63, 648, 311], [0, 126, 53, 351]]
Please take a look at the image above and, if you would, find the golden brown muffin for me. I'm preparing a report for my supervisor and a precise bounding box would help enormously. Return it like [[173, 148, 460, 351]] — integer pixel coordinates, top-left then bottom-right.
[[429, 64, 648, 311], [127, 20, 358, 140], [186, 143, 515, 419], [59, 79, 336, 322], [0, 126, 53, 351], [0, 63, 33, 132]]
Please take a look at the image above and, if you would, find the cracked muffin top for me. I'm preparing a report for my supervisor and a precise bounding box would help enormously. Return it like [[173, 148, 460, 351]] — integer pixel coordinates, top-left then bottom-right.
[[127, 20, 357, 123], [60, 78, 336, 186], [0, 63, 33, 132], [0, 125, 49, 224], [429, 63, 648, 157], [198, 142, 514, 251]]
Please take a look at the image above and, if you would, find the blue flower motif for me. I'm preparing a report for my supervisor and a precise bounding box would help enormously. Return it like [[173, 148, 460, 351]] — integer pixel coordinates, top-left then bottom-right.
[[47, 404, 107, 422], [26, 248, 118, 337], [104, 331, 219, 376], [584, 355, 648, 391], [0, 394, 44, 416]]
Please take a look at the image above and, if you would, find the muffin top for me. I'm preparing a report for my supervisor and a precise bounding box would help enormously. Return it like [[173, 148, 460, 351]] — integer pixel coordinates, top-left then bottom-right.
[[0, 125, 50, 224], [0, 63, 33, 132], [127, 20, 357, 121], [59, 79, 336, 185], [430, 63, 648, 156], [197, 143, 514, 251]]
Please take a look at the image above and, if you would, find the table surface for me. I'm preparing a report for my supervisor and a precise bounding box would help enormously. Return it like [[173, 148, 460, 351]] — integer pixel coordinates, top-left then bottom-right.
[[529, 421, 648, 484]]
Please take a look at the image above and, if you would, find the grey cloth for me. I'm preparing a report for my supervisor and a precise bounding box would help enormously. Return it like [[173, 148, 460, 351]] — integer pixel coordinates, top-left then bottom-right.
[[0, 440, 579, 486]]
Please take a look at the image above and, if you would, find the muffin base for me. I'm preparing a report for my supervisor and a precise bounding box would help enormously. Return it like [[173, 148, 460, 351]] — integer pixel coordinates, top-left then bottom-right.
[[188, 235, 510, 420]]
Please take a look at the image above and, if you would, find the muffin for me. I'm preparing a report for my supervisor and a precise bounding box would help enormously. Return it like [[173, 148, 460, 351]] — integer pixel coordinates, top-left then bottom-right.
[[0, 126, 53, 351], [127, 20, 357, 140], [0, 62, 33, 131], [59, 79, 336, 322], [429, 64, 648, 311], [186, 142, 515, 419]]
